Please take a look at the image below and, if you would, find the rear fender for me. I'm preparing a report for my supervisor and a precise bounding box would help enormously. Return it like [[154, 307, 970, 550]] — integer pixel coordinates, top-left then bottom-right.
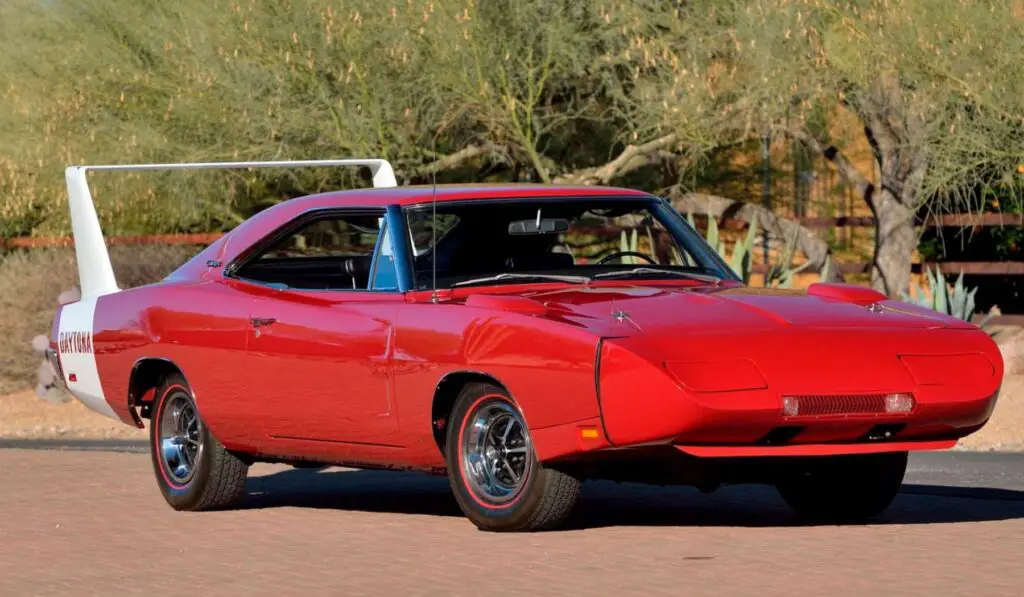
[[54, 295, 121, 421]]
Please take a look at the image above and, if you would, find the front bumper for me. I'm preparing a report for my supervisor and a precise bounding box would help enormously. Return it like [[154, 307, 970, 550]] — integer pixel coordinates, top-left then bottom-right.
[[674, 439, 957, 458], [595, 329, 1003, 451]]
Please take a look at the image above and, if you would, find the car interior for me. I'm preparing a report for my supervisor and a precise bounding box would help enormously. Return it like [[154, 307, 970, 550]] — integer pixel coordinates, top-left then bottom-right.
[[232, 213, 397, 291], [407, 199, 697, 289], [231, 199, 703, 291]]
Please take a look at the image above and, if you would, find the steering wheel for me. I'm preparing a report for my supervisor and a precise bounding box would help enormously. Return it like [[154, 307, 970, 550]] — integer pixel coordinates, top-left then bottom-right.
[[597, 251, 658, 265]]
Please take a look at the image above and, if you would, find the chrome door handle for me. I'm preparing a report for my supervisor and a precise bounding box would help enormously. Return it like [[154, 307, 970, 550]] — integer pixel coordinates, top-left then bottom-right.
[[250, 317, 277, 328]]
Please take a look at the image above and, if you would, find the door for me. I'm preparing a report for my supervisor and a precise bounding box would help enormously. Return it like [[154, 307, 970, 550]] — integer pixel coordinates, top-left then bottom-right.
[[230, 209, 404, 445], [248, 291, 400, 444]]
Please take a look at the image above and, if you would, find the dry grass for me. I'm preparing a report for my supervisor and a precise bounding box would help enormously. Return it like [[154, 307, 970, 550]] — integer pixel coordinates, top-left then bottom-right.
[[0, 245, 202, 394], [0, 389, 146, 439]]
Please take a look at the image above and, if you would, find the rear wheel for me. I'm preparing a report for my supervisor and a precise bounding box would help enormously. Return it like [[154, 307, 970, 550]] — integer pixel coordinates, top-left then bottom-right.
[[150, 374, 249, 511], [446, 383, 581, 532], [776, 451, 908, 522]]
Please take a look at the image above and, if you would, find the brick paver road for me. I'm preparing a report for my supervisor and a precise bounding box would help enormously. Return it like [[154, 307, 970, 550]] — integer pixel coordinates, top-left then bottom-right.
[[1, 449, 1023, 597]]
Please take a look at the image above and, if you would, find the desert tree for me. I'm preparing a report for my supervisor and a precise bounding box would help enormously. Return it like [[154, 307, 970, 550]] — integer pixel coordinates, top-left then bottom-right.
[[0, 0, 716, 235], [1, 0, 451, 233], [3, 0, 1021, 300], [633, 0, 1024, 295]]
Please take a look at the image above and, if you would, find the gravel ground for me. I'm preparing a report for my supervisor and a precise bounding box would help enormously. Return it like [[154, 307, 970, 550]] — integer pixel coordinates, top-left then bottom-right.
[[0, 390, 146, 440], [954, 373, 1024, 452]]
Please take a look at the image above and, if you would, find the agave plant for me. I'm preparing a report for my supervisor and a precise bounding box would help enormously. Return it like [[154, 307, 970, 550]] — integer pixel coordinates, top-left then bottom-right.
[[619, 225, 659, 265], [901, 267, 998, 328], [764, 230, 814, 289], [687, 211, 752, 282], [619, 228, 638, 264]]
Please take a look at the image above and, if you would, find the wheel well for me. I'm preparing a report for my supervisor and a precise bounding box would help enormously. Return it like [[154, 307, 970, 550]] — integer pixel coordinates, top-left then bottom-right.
[[128, 358, 184, 421], [431, 371, 507, 456]]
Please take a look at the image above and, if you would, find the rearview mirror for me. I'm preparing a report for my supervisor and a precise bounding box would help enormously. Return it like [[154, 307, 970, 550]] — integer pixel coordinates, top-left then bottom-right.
[[508, 218, 569, 235]]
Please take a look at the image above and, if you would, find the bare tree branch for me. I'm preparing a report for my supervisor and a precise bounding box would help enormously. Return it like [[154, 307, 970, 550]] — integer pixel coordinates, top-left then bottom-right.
[[787, 127, 881, 213], [667, 190, 844, 283], [553, 134, 678, 185], [404, 143, 506, 180]]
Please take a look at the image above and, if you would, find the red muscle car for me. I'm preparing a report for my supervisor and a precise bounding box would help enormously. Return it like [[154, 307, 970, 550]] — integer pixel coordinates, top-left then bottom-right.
[[49, 160, 1003, 531]]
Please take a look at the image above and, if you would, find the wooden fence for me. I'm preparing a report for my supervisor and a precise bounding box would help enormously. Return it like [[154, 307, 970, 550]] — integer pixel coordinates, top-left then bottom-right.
[[0, 232, 224, 250], [703, 212, 1024, 276]]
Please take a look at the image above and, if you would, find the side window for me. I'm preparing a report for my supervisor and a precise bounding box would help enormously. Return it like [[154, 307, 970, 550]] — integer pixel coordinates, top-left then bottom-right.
[[235, 212, 389, 291]]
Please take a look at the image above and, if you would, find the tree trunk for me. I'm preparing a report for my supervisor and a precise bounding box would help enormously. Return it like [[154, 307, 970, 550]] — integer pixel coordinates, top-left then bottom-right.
[[870, 189, 916, 297], [789, 124, 922, 297]]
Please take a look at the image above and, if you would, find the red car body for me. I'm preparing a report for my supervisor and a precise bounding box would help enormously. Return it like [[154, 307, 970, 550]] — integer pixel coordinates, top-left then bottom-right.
[[53, 184, 1002, 466], [49, 179, 1003, 529]]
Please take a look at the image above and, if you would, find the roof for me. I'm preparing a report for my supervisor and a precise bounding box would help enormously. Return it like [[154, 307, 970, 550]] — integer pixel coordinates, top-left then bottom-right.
[[287, 183, 652, 210]]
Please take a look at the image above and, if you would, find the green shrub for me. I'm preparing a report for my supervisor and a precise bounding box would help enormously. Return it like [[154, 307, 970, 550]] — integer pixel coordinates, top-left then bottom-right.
[[901, 267, 998, 328], [686, 210, 813, 287]]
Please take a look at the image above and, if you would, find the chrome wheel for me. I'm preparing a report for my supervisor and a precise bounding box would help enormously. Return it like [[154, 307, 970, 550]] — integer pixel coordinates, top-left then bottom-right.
[[460, 400, 532, 504], [158, 392, 203, 485]]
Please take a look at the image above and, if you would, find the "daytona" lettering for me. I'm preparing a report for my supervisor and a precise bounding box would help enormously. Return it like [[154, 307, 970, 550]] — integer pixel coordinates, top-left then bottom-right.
[[58, 330, 93, 354]]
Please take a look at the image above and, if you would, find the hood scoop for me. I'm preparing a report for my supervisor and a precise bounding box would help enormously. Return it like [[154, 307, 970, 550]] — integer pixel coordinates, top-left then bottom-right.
[[464, 294, 547, 315], [806, 283, 886, 305]]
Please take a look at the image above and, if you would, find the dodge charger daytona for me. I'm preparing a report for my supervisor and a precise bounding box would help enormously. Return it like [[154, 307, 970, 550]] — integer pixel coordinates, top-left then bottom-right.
[[47, 159, 1003, 531]]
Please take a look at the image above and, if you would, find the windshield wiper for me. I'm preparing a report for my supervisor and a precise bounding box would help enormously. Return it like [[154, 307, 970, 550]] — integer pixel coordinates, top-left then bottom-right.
[[593, 267, 720, 285], [453, 273, 592, 288]]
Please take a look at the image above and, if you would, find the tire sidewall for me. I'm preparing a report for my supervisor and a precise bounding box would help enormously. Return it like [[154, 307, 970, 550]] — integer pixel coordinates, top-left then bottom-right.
[[445, 384, 548, 531], [149, 375, 213, 510], [779, 451, 908, 520]]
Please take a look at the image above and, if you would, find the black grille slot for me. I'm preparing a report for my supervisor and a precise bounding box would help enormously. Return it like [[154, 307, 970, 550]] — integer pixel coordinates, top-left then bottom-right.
[[757, 426, 804, 445], [862, 424, 907, 441]]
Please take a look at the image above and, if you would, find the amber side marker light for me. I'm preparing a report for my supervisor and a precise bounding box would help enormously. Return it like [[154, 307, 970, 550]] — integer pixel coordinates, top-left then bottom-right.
[[579, 428, 600, 439]]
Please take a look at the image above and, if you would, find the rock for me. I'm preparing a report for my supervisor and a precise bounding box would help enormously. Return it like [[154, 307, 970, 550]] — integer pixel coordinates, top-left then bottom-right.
[[31, 335, 50, 353], [37, 360, 55, 386], [57, 287, 81, 306], [994, 326, 1024, 377], [35, 384, 67, 406]]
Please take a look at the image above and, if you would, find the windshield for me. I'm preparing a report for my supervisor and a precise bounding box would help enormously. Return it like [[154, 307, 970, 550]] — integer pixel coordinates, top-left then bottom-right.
[[404, 197, 735, 290]]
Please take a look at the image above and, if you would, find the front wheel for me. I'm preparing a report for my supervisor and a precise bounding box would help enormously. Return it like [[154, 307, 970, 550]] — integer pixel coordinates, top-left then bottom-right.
[[150, 373, 249, 511], [776, 451, 908, 522], [446, 383, 581, 532]]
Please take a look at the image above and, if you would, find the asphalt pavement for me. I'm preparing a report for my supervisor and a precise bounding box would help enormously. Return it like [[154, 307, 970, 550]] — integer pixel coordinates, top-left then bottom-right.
[[2, 438, 1021, 496], [2, 444, 1023, 595]]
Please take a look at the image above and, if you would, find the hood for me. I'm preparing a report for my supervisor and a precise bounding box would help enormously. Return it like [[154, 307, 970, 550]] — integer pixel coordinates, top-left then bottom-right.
[[459, 282, 970, 337]]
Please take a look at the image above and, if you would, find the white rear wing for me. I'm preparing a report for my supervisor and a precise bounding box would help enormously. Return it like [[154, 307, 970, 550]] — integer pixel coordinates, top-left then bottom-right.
[[65, 159, 397, 299]]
